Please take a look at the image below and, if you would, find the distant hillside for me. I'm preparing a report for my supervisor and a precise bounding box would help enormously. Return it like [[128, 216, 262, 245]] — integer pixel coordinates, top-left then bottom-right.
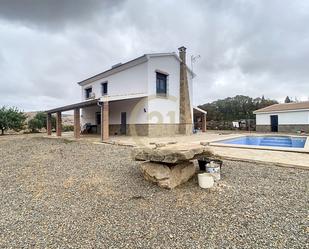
[[25, 112, 74, 126]]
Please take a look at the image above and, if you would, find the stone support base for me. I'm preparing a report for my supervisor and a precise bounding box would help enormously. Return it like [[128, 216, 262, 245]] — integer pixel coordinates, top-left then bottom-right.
[[179, 123, 193, 135], [140, 161, 196, 189]]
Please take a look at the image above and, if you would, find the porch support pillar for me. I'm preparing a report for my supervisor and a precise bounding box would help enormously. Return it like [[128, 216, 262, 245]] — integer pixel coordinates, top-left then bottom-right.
[[56, 111, 62, 137], [101, 101, 109, 142], [47, 113, 52, 135], [202, 113, 207, 132], [74, 108, 80, 139]]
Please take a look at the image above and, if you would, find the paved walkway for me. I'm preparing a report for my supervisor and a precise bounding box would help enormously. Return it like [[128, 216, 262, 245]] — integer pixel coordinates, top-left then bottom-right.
[[209, 146, 309, 170]]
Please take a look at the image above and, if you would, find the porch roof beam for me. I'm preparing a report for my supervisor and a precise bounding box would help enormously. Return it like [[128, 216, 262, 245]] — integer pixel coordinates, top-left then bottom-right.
[[46, 99, 99, 114]]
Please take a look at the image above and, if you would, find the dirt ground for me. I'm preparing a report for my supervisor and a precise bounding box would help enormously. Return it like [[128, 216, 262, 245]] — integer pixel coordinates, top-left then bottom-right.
[[0, 134, 308, 248]]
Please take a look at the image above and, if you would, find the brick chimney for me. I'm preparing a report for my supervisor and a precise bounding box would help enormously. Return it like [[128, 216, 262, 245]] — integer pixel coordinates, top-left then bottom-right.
[[178, 46, 192, 134]]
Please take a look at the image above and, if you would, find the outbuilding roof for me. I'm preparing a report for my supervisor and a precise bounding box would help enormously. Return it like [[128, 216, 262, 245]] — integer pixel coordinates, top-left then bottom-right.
[[254, 101, 309, 114], [193, 106, 207, 114]]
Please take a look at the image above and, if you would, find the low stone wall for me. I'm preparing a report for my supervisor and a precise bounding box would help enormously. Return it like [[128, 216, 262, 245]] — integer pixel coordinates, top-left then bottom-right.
[[128, 124, 149, 136], [109, 123, 194, 137], [109, 124, 121, 135], [207, 120, 256, 131], [278, 124, 309, 133], [148, 124, 187, 137], [256, 124, 309, 133], [109, 124, 149, 136], [256, 125, 271, 132]]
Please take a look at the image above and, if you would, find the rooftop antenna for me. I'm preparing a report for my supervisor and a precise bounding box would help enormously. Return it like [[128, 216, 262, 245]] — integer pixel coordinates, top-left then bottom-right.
[[191, 54, 201, 74], [191, 54, 201, 107]]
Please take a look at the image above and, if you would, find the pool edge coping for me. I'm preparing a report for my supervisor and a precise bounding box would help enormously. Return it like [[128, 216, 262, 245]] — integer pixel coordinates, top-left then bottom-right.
[[209, 134, 309, 154]]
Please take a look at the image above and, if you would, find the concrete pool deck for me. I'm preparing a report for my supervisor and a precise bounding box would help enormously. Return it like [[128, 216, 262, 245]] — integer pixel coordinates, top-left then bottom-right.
[[107, 132, 309, 170], [45, 131, 309, 170]]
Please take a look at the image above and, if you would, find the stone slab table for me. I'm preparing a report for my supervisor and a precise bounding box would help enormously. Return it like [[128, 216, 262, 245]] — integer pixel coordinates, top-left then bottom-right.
[[133, 145, 211, 189]]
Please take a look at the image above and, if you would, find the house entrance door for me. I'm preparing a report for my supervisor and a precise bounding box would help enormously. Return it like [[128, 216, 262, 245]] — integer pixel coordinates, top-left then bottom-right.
[[270, 115, 278, 132], [96, 112, 101, 134], [121, 112, 127, 135]]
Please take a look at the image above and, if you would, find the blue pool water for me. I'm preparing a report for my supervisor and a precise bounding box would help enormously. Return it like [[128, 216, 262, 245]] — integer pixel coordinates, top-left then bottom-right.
[[218, 136, 307, 148]]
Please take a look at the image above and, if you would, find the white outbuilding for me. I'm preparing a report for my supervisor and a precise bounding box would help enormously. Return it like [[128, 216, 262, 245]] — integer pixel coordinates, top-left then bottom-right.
[[254, 101, 309, 133]]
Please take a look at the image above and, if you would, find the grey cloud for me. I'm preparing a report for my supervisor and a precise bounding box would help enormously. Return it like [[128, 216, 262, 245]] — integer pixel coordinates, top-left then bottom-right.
[[0, 0, 309, 111], [0, 0, 125, 30]]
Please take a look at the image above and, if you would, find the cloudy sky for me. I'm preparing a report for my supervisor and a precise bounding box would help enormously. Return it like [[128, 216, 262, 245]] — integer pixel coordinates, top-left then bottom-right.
[[0, 0, 308, 111]]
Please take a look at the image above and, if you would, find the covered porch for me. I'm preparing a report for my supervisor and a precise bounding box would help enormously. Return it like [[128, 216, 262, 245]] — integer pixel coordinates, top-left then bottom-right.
[[45, 94, 148, 141], [193, 106, 207, 132], [46, 98, 110, 141]]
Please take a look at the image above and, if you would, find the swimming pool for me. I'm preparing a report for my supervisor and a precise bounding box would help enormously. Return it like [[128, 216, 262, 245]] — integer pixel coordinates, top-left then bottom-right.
[[217, 136, 307, 148]]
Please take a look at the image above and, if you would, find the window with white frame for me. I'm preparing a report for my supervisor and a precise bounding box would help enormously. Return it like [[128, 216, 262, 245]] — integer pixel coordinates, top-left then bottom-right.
[[85, 87, 92, 99], [156, 72, 167, 96], [101, 82, 108, 95]]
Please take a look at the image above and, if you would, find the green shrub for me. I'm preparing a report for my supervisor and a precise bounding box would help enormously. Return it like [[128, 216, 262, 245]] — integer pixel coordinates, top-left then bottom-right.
[[27, 112, 56, 133], [28, 118, 44, 132], [62, 125, 74, 132]]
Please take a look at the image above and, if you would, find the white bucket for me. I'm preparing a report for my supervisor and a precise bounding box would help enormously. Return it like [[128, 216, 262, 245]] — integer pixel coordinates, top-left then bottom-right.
[[198, 173, 214, 189], [206, 161, 221, 181]]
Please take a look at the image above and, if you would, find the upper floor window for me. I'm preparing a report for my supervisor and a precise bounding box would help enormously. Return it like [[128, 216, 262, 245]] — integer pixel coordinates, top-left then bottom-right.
[[85, 87, 92, 99], [101, 82, 108, 95], [156, 72, 167, 96]]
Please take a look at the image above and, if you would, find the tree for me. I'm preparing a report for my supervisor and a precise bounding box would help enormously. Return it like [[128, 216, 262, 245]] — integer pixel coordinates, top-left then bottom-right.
[[0, 106, 27, 135], [198, 95, 278, 121], [27, 112, 56, 132], [284, 96, 292, 103]]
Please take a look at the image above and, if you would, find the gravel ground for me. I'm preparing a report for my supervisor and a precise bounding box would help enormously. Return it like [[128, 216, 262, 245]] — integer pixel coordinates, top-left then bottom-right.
[[0, 135, 308, 249]]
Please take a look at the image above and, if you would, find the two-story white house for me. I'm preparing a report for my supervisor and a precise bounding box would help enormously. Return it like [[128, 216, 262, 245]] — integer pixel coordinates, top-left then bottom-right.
[[46, 46, 207, 140]]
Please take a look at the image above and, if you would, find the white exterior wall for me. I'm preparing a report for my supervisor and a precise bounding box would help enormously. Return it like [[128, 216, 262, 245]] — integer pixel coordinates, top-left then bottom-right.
[[81, 105, 100, 126], [256, 110, 309, 125], [81, 62, 148, 100], [81, 98, 148, 126], [109, 97, 148, 124], [147, 56, 193, 124], [80, 55, 194, 126], [81, 61, 148, 126]]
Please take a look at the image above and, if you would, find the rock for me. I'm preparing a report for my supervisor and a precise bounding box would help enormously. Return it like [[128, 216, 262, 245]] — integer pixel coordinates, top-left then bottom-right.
[[167, 141, 177, 144], [140, 161, 196, 189], [133, 146, 206, 164], [155, 143, 166, 148]]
